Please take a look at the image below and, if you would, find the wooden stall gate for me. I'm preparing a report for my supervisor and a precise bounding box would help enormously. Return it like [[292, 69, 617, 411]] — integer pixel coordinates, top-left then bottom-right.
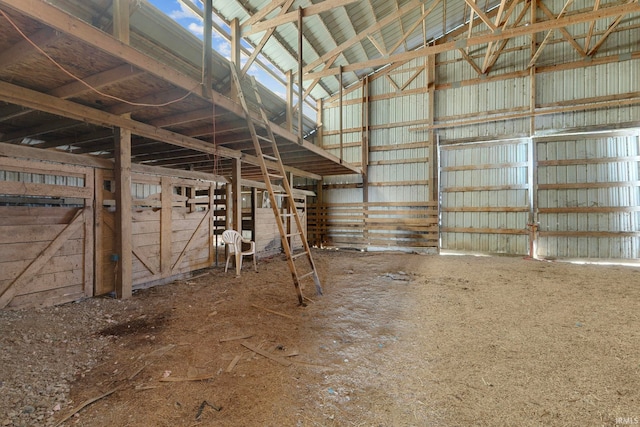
[[96, 170, 224, 295], [0, 157, 94, 309]]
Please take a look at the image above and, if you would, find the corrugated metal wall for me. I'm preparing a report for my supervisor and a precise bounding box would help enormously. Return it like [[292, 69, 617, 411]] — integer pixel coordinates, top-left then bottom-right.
[[440, 139, 531, 254], [536, 131, 640, 259]]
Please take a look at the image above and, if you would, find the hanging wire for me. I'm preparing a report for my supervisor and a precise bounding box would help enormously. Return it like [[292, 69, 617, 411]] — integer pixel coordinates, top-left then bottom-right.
[[0, 8, 200, 108]]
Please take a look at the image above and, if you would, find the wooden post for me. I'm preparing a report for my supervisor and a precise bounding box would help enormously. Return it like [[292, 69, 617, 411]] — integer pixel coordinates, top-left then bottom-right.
[[160, 176, 172, 277], [361, 77, 369, 247], [316, 98, 323, 148], [203, 0, 213, 98], [286, 71, 294, 132], [113, 0, 130, 44], [339, 65, 343, 163], [231, 158, 242, 232], [297, 7, 304, 144], [114, 127, 132, 299], [251, 187, 257, 242], [231, 18, 241, 69], [427, 55, 437, 203]]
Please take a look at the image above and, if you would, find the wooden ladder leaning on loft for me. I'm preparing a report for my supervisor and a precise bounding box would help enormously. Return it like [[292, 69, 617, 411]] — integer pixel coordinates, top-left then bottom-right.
[[229, 65, 323, 305]]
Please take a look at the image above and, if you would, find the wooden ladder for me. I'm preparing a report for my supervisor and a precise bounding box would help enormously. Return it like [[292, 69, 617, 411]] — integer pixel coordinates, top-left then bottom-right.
[[230, 65, 323, 305]]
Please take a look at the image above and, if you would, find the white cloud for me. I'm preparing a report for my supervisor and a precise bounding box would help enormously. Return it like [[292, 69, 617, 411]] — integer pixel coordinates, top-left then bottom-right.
[[169, 2, 201, 21], [217, 41, 231, 60], [188, 22, 204, 37]]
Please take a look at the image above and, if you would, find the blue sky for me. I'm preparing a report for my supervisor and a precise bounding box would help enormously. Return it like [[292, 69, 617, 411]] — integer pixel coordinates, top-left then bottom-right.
[[145, 0, 319, 119]]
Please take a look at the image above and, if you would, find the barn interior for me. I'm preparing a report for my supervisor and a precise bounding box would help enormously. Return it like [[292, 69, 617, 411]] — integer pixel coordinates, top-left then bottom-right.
[[1, 0, 640, 425]]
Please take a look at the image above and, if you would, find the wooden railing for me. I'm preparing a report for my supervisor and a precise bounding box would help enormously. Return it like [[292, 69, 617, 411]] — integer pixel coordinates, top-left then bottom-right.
[[307, 201, 439, 251]]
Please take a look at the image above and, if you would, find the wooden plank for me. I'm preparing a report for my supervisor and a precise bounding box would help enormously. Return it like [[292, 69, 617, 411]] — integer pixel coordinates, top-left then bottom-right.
[[0, 209, 84, 308], [538, 181, 640, 190], [442, 184, 529, 192], [441, 162, 528, 171], [240, 342, 292, 367], [539, 231, 640, 238], [537, 156, 640, 167], [441, 227, 528, 235], [0, 206, 78, 225], [7, 285, 84, 309], [369, 157, 429, 166], [83, 169, 94, 298], [538, 206, 640, 214], [442, 206, 529, 212], [0, 156, 90, 177], [0, 181, 92, 199]]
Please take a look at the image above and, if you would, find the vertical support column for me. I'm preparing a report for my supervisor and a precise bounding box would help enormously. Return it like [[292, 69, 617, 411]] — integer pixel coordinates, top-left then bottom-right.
[[316, 98, 324, 148], [286, 71, 294, 132], [203, 0, 213, 98], [316, 179, 324, 247], [251, 187, 257, 242], [160, 176, 173, 277], [427, 55, 437, 203], [113, 0, 130, 44], [231, 157, 242, 232], [114, 127, 132, 299], [361, 77, 369, 246], [339, 66, 344, 163], [528, 0, 538, 258], [297, 7, 304, 144], [287, 172, 294, 249], [230, 18, 241, 99]]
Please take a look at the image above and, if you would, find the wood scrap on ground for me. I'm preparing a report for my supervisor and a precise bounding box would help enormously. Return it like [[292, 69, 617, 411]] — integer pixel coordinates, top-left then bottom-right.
[[226, 355, 242, 372], [250, 304, 294, 319], [219, 333, 253, 342], [241, 341, 292, 366], [54, 387, 120, 427]]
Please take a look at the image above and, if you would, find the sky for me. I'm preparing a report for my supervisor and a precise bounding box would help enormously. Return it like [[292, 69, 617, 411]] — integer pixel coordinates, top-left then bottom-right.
[[146, 0, 290, 102]]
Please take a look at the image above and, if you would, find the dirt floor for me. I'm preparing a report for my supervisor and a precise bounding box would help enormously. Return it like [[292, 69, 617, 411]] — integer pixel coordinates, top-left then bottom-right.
[[2, 249, 640, 427]]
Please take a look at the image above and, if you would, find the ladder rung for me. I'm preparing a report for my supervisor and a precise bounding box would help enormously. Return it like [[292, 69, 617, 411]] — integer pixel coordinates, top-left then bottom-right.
[[286, 232, 302, 238], [280, 213, 295, 218], [298, 271, 315, 280], [262, 154, 278, 161], [268, 173, 284, 179], [257, 135, 271, 142], [291, 252, 307, 260]]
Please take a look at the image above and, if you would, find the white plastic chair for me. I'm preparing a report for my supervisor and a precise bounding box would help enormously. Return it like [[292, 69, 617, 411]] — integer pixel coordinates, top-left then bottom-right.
[[222, 229, 257, 276]]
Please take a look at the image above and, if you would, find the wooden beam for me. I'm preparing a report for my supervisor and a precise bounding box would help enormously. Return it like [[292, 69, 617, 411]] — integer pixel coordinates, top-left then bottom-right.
[[463, 0, 497, 31], [241, 0, 288, 29], [113, 0, 130, 44], [48, 64, 144, 99], [457, 48, 483, 75], [232, 158, 242, 232], [587, 14, 625, 56], [114, 127, 133, 299], [303, 0, 423, 74], [537, 0, 586, 57], [242, 0, 296, 76], [243, 0, 358, 36], [0, 27, 60, 71], [304, 2, 640, 80], [231, 18, 241, 69], [585, 0, 602, 51], [388, 0, 442, 56], [528, 0, 575, 68], [203, 0, 213, 98], [297, 7, 303, 144]]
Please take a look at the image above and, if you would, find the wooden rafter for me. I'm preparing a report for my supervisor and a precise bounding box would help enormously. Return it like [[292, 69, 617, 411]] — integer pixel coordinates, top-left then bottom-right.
[[483, 0, 529, 74], [458, 48, 483, 74], [481, 0, 512, 72], [587, 13, 626, 56], [528, 0, 575, 68], [585, 0, 601, 51], [303, 0, 423, 74], [388, 0, 441, 56], [368, 34, 387, 56], [537, 0, 586, 57], [464, 0, 498, 31], [240, 0, 289, 29], [304, 2, 640, 80], [242, 0, 296, 75], [244, 0, 358, 36]]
